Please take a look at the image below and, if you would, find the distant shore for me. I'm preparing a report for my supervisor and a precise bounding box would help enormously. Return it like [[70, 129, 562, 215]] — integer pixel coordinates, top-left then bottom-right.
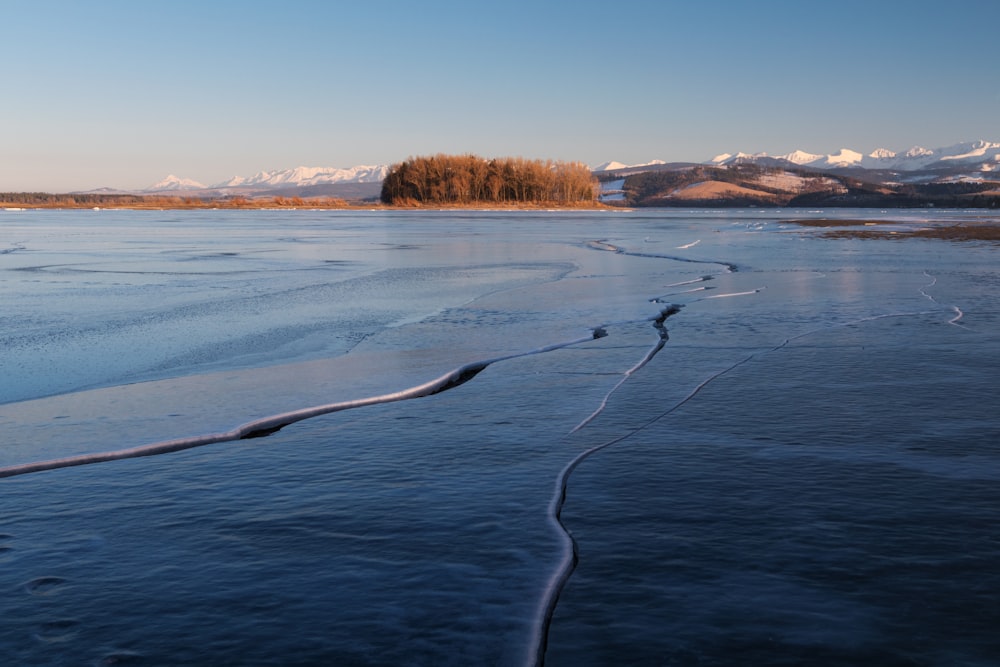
[[5, 195, 999, 220], [788, 218, 1000, 242], [1, 194, 610, 211]]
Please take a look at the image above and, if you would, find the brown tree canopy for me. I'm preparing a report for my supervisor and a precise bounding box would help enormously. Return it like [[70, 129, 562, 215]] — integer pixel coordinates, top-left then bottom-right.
[[380, 154, 597, 205]]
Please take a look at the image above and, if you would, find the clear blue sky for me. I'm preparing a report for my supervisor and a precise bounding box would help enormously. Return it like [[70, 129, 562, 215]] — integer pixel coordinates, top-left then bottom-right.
[[3, 0, 998, 191]]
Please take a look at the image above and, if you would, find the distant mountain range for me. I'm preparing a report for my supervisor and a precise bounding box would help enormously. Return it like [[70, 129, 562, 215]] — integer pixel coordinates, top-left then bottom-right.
[[144, 164, 389, 193], [596, 140, 1000, 180], [594, 140, 1000, 209], [127, 165, 389, 201], [707, 140, 1000, 173]]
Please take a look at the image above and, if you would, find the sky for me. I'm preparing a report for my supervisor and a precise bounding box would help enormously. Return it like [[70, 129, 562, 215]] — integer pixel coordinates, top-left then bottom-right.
[[2, 0, 999, 192]]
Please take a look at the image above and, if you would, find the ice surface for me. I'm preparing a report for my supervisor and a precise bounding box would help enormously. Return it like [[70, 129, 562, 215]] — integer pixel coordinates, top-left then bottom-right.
[[2, 208, 999, 666]]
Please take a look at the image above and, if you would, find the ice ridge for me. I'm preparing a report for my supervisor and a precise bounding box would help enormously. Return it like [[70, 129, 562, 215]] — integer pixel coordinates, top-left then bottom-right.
[[0, 337, 600, 479]]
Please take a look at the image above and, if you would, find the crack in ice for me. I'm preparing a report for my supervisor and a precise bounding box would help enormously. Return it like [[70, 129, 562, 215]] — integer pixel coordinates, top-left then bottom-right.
[[920, 271, 968, 328]]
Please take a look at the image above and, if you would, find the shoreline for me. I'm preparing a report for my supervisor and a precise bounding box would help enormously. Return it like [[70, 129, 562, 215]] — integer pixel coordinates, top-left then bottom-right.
[[788, 218, 1000, 242], [1, 200, 612, 212]]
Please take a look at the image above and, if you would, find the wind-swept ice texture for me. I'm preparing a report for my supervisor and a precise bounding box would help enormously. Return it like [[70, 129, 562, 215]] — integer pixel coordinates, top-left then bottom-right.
[[1, 217, 754, 666], [0, 333, 601, 479]]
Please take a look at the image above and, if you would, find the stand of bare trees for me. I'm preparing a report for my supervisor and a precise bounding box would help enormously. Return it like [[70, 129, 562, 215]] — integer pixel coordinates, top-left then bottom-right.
[[380, 154, 597, 205]]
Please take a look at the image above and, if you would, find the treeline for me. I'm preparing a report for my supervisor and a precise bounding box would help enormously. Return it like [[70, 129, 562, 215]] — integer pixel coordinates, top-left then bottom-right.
[[788, 190, 1000, 209], [0, 193, 348, 209], [1, 192, 150, 207], [380, 154, 598, 205]]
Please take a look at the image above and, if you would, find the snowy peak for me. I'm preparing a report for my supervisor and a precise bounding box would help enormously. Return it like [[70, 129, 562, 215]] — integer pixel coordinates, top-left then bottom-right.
[[145, 174, 207, 192], [778, 150, 823, 165], [216, 170, 275, 188], [593, 159, 667, 172], [905, 146, 934, 158], [593, 161, 629, 171], [868, 148, 896, 160], [729, 152, 767, 162]]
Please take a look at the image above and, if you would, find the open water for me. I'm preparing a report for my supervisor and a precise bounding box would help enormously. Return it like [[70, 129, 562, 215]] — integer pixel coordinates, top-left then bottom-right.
[[1, 208, 998, 666]]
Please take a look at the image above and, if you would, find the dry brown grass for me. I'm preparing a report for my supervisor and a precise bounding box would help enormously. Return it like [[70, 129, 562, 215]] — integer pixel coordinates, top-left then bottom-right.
[[789, 219, 1000, 243], [662, 180, 775, 201]]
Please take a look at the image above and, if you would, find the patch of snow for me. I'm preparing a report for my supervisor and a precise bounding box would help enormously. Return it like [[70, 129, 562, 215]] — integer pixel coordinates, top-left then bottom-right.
[[756, 171, 810, 191], [933, 172, 995, 184]]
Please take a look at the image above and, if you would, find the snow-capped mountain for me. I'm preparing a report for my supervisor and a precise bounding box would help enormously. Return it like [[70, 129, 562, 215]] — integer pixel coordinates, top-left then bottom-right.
[[145, 174, 208, 192], [787, 147, 868, 167], [592, 159, 667, 172], [211, 164, 389, 189], [775, 149, 824, 165], [708, 140, 1000, 172], [592, 160, 630, 172], [142, 165, 389, 193]]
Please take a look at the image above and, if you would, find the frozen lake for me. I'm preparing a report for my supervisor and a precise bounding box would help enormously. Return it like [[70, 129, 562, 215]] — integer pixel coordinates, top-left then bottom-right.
[[2, 208, 998, 665]]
